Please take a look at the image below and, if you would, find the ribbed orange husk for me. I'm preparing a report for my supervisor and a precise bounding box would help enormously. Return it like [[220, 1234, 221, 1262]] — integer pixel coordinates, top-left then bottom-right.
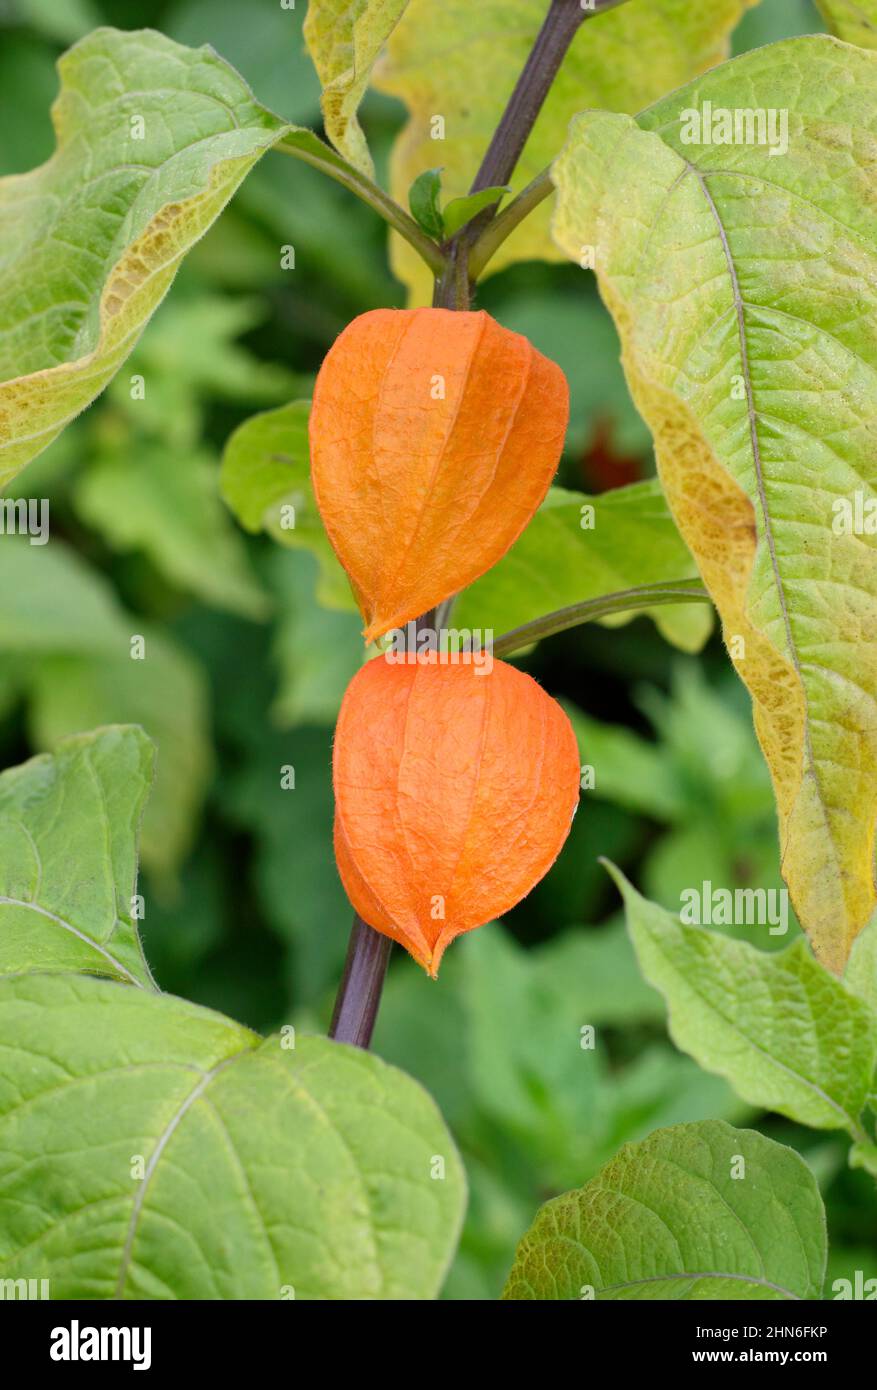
[[310, 308, 569, 642], [333, 655, 581, 976]]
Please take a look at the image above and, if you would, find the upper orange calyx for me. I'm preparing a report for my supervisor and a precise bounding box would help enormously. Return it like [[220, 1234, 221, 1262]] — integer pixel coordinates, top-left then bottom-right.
[[309, 307, 569, 642]]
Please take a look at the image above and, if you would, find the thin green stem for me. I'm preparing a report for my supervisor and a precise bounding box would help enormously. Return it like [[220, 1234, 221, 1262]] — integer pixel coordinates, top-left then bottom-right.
[[468, 168, 554, 279], [492, 580, 712, 658], [274, 133, 445, 277]]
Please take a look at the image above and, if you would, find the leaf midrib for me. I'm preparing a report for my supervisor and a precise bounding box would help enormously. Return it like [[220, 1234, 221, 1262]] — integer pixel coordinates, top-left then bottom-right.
[[112, 1048, 252, 1298], [649, 921, 865, 1132], [0, 896, 143, 988], [681, 158, 825, 827]]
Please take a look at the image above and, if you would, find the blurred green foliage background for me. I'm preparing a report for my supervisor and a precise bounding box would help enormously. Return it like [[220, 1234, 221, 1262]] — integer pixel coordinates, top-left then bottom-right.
[[1, 0, 874, 1298]]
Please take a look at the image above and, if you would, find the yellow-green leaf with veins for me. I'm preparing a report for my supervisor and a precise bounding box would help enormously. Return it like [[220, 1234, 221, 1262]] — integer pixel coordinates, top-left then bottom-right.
[[504, 1120, 826, 1300], [0, 727, 156, 988], [816, 0, 877, 45], [303, 0, 408, 178], [0, 974, 466, 1299], [552, 35, 877, 972], [0, 26, 289, 487], [375, 0, 758, 303]]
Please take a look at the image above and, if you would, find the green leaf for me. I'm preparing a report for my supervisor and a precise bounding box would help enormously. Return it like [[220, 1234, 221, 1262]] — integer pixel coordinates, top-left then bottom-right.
[[0, 26, 291, 486], [816, 0, 877, 46], [849, 1138, 877, 1178], [0, 536, 127, 656], [27, 636, 211, 885], [532, 920, 665, 1029], [221, 401, 354, 611], [408, 166, 445, 238], [376, 923, 740, 1196], [303, 0, 409, 178], [0, 973, 466, 1299], [441, 185, 509, 238], [375, 0, 759, 300], [454, 480, 713, 653], [552, 36, 877, 972], [607, 864, 877, 1136], [106, 294, 303, 450], [74, 444, 270, 620], [375, 921, 747, 1296], [503, 1119, 826, 1300], [564, 704, 686, 822], [0, 534, 211, 879], [0, 727, 155, 988], [845, 911, 877, 1015], [166, 0, 323, 127]]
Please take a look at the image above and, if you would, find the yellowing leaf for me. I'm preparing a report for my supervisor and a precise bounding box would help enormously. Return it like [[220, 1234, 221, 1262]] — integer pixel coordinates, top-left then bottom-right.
[[375, 0, 758, 302], [816, 0, 877, 45], [552, 36, 877, 971], [303, 0, 409, 177], [0, 27, 289, 487]]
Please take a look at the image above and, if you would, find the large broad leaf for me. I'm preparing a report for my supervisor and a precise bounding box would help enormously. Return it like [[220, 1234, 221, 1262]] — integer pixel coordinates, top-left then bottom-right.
[[816, 0, 877, 44], [0, 26, 290, 486], [503, 1119, 826, 1300], [552, 36, 877, 972], [0, 973, 466, 1299], [454, 479, 712, 653], [27, 638, 210, 883], [0, 727, 155, 988], [0, 539, 211, 878], [608, 866, 877, 1138], [303, 0, 408, 178], [375, 0, 758, 301]]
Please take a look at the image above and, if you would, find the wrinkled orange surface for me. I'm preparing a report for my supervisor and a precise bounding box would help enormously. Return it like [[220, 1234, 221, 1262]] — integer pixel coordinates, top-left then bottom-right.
[[310, 307, 569, 642], [333, 655, 581, 975]]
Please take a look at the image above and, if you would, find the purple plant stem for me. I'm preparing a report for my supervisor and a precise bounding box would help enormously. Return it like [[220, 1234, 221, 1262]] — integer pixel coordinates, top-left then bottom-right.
[[328, 0, 617, 1047]]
